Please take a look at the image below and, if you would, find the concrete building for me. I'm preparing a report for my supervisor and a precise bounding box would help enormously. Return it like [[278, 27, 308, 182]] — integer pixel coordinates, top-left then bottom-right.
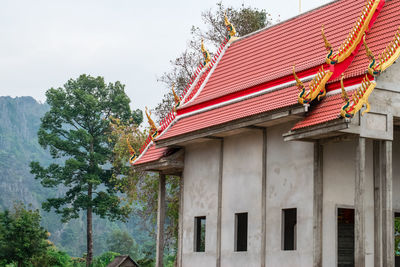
[[130, 0, 400, 266]]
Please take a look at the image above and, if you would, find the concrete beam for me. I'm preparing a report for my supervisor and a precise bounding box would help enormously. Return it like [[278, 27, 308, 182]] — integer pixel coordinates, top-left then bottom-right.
[[382, 140, 394, 267], [313, 141, 323, 267], [156, 173, 166, 267], [355, 137, 366, 267]]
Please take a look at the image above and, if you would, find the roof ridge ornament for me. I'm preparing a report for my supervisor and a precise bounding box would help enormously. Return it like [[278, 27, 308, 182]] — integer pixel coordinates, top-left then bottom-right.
[[201, 39, 211, 68], [324, 0, 381, 65], [340, 74, 349, 102], [365, 26, 400, 76], [145, 107, 159, 139], [224, 12, 237, 42], [340, 74, 376, 118], [293, 65, 333, 105], [126, 137, 138, 164], [171, 83, 181, 112]]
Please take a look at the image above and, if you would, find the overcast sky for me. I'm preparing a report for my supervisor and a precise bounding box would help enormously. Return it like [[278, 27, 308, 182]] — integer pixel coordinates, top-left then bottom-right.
[[0, 0, 331, 111]]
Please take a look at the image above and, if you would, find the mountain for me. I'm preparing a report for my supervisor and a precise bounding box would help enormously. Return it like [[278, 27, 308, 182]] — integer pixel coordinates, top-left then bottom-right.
[[0, 96, 153, 257]]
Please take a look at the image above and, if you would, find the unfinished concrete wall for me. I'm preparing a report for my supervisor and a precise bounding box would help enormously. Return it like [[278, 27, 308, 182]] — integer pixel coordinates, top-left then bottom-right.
[[265, 123, 314, 267], [322, 139, 375, 267], [392, 131, 400, 212], [220, 130, 263, 267], [181, 140, 220, 267]]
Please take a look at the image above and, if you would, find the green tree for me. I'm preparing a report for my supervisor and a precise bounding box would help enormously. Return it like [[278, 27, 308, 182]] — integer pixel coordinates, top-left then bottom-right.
[[0, 203, 49, 267], [107, 229, 139, 257], [30, 74, 140, 266], [395, 217, 400, 256], [155, 2, 275, 120]]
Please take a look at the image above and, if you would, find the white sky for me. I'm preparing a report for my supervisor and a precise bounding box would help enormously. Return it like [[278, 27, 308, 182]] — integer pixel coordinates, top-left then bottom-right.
[[0, 0, 331, 111]]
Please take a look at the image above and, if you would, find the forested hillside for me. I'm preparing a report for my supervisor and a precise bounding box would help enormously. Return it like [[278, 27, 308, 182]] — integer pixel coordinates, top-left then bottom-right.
[[0, 96, 154, 258]]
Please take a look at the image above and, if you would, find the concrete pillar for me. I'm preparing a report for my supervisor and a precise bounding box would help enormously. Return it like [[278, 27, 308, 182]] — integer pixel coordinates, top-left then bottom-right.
[[355, 137, 366, 267], [373, 140, 382, 267], [216, 139, 224, 267], [313, 141, 323, 267], [382, 140, 394, 267], [177, 174, 184, 267], [156, 173, 166, 267], [261, 129, 267, 267]]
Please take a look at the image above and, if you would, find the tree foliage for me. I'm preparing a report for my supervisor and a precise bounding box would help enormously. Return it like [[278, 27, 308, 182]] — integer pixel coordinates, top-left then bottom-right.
[[155, 2, 275, 121], [0, 203, 50, 267], [30, 74, 141, 266]]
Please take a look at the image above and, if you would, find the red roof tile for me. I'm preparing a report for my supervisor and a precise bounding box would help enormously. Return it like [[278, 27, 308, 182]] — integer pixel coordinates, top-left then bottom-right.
[[133, 143, 168, 166], [181, 0, 367, 109], [159, 86, 299, 140]]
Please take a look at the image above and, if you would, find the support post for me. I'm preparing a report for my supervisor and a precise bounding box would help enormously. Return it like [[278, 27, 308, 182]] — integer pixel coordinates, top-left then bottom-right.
[[382, 140, 394, 267], [177, 173, 184, 267], [313, 141, 323, 267], [355, 137, 366, 267], [261, 129, 267, 267], [373, 140, 382, 267], [156, 173, 166, 267], [216, 139, 224, 267]]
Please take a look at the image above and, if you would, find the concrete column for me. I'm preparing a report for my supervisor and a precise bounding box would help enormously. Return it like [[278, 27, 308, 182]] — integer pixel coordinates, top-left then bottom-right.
[[177, 174, 184, 267], [261, 129, 267, 267], [355, 137, 366, 267], [373, 140, 382, 267], [382, 140, 394, 267], [216, 139, 224, 267], [156, 173, 166, 267], [313, 141, 323, 267]]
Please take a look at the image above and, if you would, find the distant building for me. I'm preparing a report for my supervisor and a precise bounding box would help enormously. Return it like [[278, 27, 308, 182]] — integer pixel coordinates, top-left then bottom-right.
[[106, 255, 139, 267], [131, 0, 400, 266]]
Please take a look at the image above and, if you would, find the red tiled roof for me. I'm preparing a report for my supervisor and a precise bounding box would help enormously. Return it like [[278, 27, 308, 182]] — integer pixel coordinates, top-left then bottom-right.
[[293, 0, 400, 131], [133, 143, 168, 166], [159, 86, 299, 140], [181, 0, 367, 110], [291, 92, 347, 131]]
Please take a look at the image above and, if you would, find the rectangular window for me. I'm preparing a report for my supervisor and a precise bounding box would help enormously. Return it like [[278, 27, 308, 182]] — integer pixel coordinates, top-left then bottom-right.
[[282, 208, 297, 251], [337, 208, 354, 267], [194, 216, 206, 252], [235, 212, 248, 252]]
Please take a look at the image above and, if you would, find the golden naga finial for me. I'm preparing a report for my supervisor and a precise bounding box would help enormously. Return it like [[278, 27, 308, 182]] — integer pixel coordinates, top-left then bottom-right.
[[126, 137, 138, 164], [294, 64, 332, 105], [321, 25, 332, 51], [171, 83, 181, 111], [292, 65, 305, 90], [325, 0, 381, 65], [340, 74, 349, 102], [145, 107, 158, 138], [366, 26, 400, 76], [363, 34, 378, 76], [224, 12, 237, 42], [201, 39, 211, 67], [340, 74, 376, 118]]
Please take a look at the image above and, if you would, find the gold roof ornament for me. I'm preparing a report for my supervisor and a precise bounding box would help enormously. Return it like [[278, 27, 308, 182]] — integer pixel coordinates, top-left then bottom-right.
[[224, 12, 237, 42], [323, 0, 381, 65], [365, 27, 400, 76], [340, 74, 349, 102], [145, 107, 159, 139], [340, 75, 376, 118], [293, 64, 333, 105], [201, 39, 211, 67], [171, 83, 181, 112], [126, 137, 138, 164]]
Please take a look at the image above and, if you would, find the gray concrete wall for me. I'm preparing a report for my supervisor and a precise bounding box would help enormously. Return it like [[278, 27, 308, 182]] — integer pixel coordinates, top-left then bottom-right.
[[181, 140, 220, 267], [220, 130, 263, 267], [322, 139, 375, 267], [265, 123, 314, 267], [392, 131, 400, 211]]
